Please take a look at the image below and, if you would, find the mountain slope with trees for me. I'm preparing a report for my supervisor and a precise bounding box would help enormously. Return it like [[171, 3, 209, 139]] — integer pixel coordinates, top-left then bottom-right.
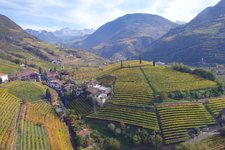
[[142, 0, 225, 65]]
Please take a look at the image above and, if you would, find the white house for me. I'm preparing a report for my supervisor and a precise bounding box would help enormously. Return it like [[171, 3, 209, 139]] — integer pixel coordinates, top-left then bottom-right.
[[0, 73, 8, 83]]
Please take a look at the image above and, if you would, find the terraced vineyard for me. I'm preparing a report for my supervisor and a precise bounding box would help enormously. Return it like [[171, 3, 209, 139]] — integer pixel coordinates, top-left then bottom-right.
[[24, 101, 73, 150], [207, 98, 225, 116], [88, 105, 159, 131], [157, 103, 215, 144], [16, 103, 50, 150], [142, 66, 216, 92], [108, 68, 154, 107], [68, 96, 94, 115], [0, 89, 21, 149]]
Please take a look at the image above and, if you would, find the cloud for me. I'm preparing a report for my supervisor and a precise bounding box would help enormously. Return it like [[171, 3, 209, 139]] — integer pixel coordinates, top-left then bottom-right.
[[20, 24, 60, 31], [0, 0, 221, 31]]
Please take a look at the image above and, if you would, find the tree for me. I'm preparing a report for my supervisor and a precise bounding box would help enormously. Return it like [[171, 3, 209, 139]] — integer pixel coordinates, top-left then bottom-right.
[[39, 67, 43, 75], [104, 138, 120, 150], [120, 60, 123, 68], [153, 61, 156, 67], [132, 135, 142, 146], [155, 134, 163, 149], [107, 123, 116, 133], [219, 126, 225, 136], [54, 67, 57, 72], [75, 136, 84, 147], [120, 122, 126, 130], [46, 89, 51, 101], [114, 128, 121, 136], [0, 78, 2, 84]]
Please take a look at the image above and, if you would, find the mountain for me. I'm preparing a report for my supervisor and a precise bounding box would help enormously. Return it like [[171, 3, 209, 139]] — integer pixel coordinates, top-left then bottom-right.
[[142, 0, 225, 65], [26, 28, 95, 46], [0, 14, 107, 72], [75, 13, 177, 61]]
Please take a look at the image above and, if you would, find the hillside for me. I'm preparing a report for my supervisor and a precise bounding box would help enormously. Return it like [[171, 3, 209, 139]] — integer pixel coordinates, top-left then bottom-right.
[[0, 82, 73, 150], [0, 14, 107, 73], [75, 13, 177, 60], [142, 0, 225, 65], [74, 60, 223, 147]]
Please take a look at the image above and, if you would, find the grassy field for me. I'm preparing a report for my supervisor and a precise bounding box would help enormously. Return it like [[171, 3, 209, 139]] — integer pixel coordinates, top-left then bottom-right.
[[0, 59, 21, 74], [3, 81, 47, 101]]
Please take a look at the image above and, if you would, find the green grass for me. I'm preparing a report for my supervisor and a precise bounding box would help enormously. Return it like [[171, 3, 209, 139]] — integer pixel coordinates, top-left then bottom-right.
[[0, 59, 20, 73], [3, 81, 47, 101]]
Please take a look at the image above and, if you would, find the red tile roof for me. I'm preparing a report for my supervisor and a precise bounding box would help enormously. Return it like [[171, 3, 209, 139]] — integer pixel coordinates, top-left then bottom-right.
[[76, 129, 90, 136], [16, 69, 38, 78], [0, 72, 7, 76]]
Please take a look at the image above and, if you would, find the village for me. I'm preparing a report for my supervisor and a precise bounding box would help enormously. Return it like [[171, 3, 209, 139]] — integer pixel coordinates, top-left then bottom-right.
[[0, 65, 112, 148]]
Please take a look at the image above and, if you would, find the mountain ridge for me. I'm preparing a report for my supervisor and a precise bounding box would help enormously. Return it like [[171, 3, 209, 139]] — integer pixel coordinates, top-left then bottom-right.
[[75, 13, 177, 61], [141, 0, 225, 65]]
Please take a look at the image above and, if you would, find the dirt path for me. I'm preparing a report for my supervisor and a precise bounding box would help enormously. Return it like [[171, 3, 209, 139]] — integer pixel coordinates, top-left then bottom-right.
[[10, 102, 25, 150]]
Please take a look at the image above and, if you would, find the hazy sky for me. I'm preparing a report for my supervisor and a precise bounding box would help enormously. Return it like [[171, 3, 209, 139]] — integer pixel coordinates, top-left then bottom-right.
[[0, 0, 221, 31]]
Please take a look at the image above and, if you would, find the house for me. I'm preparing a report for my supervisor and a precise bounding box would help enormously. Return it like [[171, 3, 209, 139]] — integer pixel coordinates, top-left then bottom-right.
[[47, 79, 64, 90], [76, 129, 90, 137], [86, 83, 111, 106], [16, 69, 41, 82], [0, 73, 8, 83]]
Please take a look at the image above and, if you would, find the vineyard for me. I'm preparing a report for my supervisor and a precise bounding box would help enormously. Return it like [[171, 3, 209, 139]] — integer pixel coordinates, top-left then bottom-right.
[[87, 105, 159, 131], [207, 98, 225, 116], [122, 60, 152, 67], [108, 68, 154, 107], [0, 89, 21, 149], [157, 103, 215, 144], [142, 66, 216, 92], [3, 81, 47, 101], [67, 96, 94, 115], [23, 101, 73, 150]]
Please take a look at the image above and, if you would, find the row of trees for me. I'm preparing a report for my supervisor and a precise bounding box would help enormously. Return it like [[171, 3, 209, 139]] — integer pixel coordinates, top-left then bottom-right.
[[106, 122, 163, 149], [172, 63, 216, 81]]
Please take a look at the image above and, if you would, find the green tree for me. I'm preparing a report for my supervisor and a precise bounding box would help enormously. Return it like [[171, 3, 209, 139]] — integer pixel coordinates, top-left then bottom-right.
[[114, 128, 121, 136], [104, 138, 120, 150], [75, 136, 84, 147], [132, 135, 142, 146], [39, 67, 43, 75], [46, 89, 51, 101], [107, 123, 116, 133]]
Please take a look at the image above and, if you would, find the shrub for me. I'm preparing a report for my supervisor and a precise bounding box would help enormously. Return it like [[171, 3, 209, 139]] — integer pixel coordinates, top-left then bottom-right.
[[104, 138, 120, 150]]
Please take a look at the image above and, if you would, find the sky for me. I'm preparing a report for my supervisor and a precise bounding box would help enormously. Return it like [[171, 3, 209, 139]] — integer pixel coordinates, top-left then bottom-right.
[[0, 0, 221, 31]]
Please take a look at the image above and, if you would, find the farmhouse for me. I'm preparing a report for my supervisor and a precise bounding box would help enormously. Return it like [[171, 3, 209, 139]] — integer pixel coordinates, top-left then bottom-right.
[[16, 69, 41, 82], [86, 83, 111, 106], [0, 73, 8, 83]]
